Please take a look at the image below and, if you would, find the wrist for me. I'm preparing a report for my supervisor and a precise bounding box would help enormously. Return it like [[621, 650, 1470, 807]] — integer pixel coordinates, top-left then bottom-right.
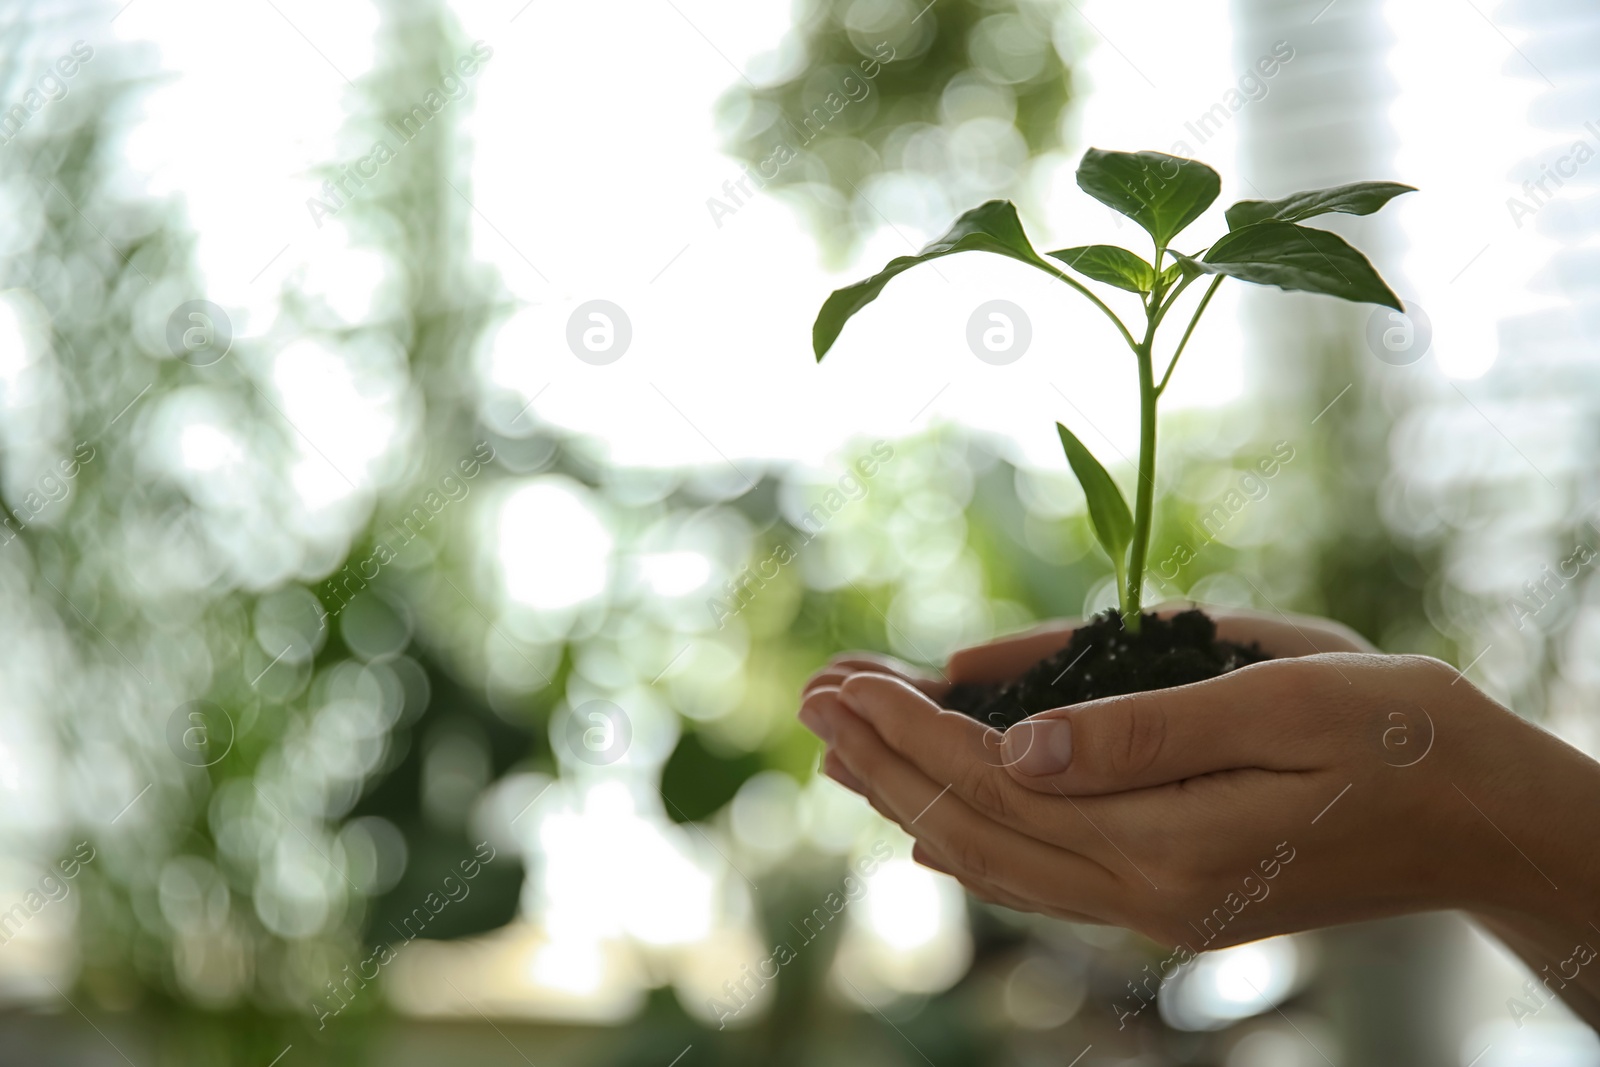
[[1451, 699, 1600, 1029], [1470, 705, 1600, 937]]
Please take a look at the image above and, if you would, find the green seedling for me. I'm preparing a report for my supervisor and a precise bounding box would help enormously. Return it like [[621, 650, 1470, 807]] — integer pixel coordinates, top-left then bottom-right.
[[813, 148, 1412, 630]]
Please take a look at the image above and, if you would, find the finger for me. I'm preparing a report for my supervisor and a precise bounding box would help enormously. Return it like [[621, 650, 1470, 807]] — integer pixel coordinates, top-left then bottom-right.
[[1144, 600, 1373, 655], [946, 620, 1080, 684], [806, 688, 1123, 923], [839, 669, 1340, 869], [804, 654, 948, 700], [911, 841, 952, 875], [909, 841, 1098, 920], [821, 749, 865, 794], [833, 674, 1206, 899], [910, 842, 1025, 911], [1205, 607, 1374, 656], [817, 686, 1155, 922], [809, 689, 1103, 910], [999, 656, 1351, 795], [805, 666, 949, 702], [836, 672, 1117, 855]]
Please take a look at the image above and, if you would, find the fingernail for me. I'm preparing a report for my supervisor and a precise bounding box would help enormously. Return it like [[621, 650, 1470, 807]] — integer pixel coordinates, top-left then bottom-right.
[[802, 670, 845, 696], [799, 695, 841, 743], [1006, 718, 1072, 776]]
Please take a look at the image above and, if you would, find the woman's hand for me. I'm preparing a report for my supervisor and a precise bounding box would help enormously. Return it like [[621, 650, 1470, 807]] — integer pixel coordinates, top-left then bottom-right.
[[799, 609, 1600, 1026], [802, 603, 1376, 701]]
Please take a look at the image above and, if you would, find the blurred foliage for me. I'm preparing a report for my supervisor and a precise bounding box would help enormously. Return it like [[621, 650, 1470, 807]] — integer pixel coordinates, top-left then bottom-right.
[[661, 731, 765, 824], [0, 0, 533, 1057], [716, 0, 1075, 264]]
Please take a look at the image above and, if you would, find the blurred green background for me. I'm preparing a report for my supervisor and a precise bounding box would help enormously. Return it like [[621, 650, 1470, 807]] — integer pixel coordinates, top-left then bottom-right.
[[0, 0, 1594, 1065]]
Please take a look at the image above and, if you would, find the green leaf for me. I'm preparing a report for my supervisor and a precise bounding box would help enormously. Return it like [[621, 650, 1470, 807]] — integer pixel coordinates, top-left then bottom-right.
[[1175, 222, 1403, 310], [813, 200, 1053, 360], [1075, 149, 1221, 247], [1224, 181, 1416, 230], [1158, 261, 1185, 287], [1047, 245, 1154, 293], [1056, 422, 1132, 572]]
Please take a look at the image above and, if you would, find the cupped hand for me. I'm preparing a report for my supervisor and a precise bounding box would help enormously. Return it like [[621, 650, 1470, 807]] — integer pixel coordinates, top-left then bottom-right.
[[801, 602, 1375, 701], [798, 609, 1600, 973]]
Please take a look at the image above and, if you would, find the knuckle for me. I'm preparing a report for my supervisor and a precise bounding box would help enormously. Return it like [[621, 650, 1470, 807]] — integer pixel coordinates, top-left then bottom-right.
[[1253, 655, 1318, 698], [1240, 657, 1340, 723], [1253, 660, 1323, 721], [949, 835, 992, 884], [1396, 653, 1458, 686], [1105, 701, 1169, 779], [960, 763, 1012, 821]]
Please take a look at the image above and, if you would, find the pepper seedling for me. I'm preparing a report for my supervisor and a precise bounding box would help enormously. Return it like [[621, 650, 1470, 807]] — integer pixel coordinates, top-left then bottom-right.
[[813, 148, 1412, 631]]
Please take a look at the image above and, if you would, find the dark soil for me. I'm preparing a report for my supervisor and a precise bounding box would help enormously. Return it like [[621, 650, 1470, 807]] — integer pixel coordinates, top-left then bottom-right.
[[942, 609, 1268, 730]]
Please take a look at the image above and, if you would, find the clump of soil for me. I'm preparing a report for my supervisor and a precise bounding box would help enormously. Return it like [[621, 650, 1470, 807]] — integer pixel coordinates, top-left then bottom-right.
[[942, 609, 1268, 730]]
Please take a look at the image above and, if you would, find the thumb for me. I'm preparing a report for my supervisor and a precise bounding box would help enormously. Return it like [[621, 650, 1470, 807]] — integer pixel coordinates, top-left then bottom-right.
[[997, 660, 1332, 795]]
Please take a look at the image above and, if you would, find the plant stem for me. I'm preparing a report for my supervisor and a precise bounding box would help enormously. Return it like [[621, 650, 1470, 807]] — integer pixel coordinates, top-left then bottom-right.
[[1123, 305, 1161, 632], [1157, 275, 1223, 397]]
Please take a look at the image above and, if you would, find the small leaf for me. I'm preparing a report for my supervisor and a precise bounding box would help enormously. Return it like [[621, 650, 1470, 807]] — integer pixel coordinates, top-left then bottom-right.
[[814, 200, 1054, 360], [1076, 149, 1221, 247], [1047, 245, 1154, 293], [1176, 222, 1403, 310], [1158, 261, 1185, 287], [1225, 181, 1415, 229], [1056, 422, 1133, 571]]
